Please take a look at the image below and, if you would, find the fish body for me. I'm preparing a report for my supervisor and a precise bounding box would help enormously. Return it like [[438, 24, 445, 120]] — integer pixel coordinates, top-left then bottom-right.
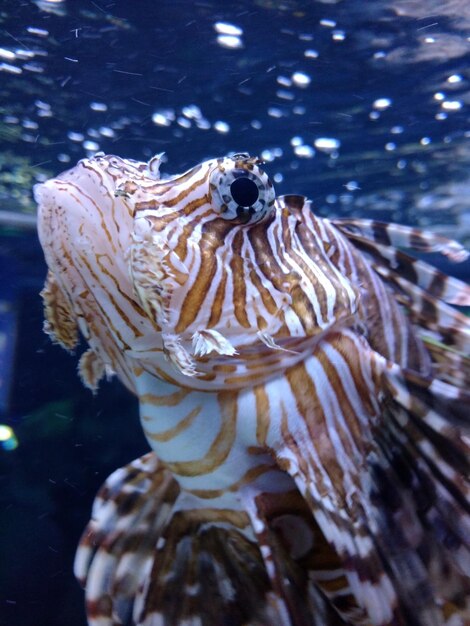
[[35, 153, 470, 626]]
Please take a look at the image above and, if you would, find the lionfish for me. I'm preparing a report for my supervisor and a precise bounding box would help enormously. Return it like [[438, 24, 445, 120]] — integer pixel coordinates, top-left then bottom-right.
[[35, 152, 470, 626]]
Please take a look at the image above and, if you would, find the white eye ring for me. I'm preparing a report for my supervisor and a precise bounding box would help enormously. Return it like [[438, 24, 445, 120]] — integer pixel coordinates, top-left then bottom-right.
[[209, 155, 276, 224]]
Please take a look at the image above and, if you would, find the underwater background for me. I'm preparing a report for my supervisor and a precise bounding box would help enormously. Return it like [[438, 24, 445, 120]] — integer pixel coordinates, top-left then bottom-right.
[[0, 1, 469, 625]]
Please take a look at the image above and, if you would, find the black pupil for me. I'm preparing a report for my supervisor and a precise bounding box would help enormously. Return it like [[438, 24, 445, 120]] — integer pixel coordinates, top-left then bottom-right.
[[230, 177, 259, 207]]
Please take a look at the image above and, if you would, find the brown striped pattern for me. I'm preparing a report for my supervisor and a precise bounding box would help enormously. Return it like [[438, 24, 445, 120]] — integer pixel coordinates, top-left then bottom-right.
[[36, 153, 470, 626]]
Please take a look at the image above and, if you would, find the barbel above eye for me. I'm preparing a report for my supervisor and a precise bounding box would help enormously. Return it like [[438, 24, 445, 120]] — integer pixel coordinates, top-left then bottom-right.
[[209, 156, 276, 224]]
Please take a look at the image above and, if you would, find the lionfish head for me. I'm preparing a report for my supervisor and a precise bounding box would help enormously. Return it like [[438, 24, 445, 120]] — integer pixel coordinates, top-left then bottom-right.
[[128, 152, 359, 376], [36, 151, 359, 386], [130, 154, 276, 312]]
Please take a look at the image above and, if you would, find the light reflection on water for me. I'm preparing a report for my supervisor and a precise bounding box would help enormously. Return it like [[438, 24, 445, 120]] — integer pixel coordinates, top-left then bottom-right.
[[0, 0, 469, 235]]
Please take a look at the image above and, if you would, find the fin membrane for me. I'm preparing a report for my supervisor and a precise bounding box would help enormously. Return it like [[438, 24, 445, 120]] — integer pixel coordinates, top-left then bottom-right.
[[75, 453, 317, 626]]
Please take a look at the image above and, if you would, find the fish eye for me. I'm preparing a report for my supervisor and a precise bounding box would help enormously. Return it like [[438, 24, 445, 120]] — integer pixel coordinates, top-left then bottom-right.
[[209, 156, 276, 224], [230, 174, 259, 207]]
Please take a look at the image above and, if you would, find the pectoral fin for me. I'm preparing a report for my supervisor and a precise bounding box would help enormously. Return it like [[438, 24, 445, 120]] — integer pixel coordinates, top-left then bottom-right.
[[40, 270, 78, 351]]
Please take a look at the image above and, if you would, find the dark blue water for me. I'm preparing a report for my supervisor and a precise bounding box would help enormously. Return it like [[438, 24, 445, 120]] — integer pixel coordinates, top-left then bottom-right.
[[0, 1, 469, 625]]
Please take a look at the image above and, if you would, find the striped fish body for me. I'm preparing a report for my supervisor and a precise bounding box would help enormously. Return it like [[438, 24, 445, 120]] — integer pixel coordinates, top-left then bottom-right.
[[35, 153, 470, 626]]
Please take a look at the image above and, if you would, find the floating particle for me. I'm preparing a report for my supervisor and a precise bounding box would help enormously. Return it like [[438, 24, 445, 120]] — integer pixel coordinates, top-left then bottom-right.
[[26, 26, 49, 37], [292, 71, 311, 87], [319, 19, 336, 28], [435, 112, 448, 120], [99, 126, 115, 138], [67, 131, 85, 142], [290, 136, 303, 147], [216, 35, 243, 49], [276, 89, 294, 101], [23, 120, 39, 130], [23, 63, 44, 73], [332, 30, 345, 41], [293, 105, 306, 115], [83, 140, 100, 152], [441, 100, 462, 111], [35, 100, 51, 110], [433, 92, 445, 101], [345, 181, 360, 191], [182, 105, 202, 119], [152, 112, 172, 126], [57, 153, 71, 163], [214, 22, 243, 36], [0, 425, 18, 451], [34, 0, 66, 16], [195, 118, 210, 130], [261, 149, 276, 162], [304, 49, 319, 58], [420, 137, 431, 146], [447, 74, 462, 84], [314, 137, 341, 152], [21, 133, 37, 143], [373, 97, 392, 110], [251, 120, 262, 129], [267, 107, 283, 118], [294, 145, 315, 158], [15, 49, 36, 60], [277, 75, 292, 87], [177, 116, 191, 129], [0, 48, 16, 60], [213, 120, 230, 133], [385, 142, 396, 151], [90, 102, 108, 112], [273, 173, 283, 183], [0, 63, 22, 74], [391, 125, 404, 134]]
